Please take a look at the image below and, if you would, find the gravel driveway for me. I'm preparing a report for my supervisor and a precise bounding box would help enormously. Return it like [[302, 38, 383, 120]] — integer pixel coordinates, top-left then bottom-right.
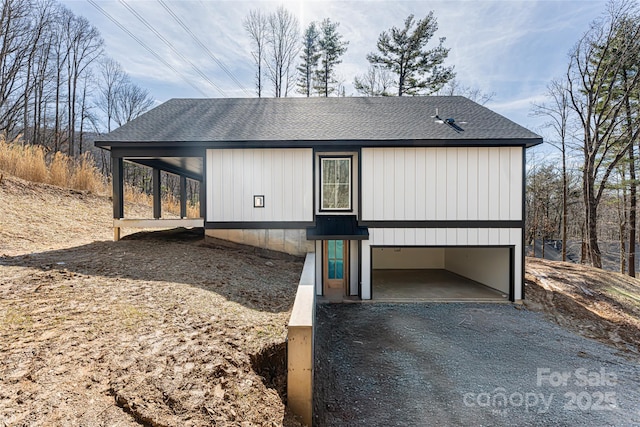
[[314, 303, 640, 426]]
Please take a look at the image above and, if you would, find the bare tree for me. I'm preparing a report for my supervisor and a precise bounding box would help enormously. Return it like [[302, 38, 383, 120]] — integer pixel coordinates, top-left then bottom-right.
[[354, 65, 394, 96], [244, 9, 268, 97], [77, 70, 94, 154], [0, 0, 32, 137], [96, 57, 126, 132], [438, 78, 495, 105], [113, 79, 154, 127], [0, 0, 160, 188], [531, 78, 575, 262], [51, 6, 71, 152], [64, 13, 103, 156], [566, 0, 640, 268], [265, 7, 300, 97], [29, 1, 58, 147], [21, 0, 55, 145]]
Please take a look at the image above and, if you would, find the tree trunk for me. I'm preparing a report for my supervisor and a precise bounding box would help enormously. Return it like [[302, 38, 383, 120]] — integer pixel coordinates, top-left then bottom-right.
[[584, 148, 602, 268], [623, 69, 637, 276], [629, 146, 636, 277], [620, 185, 628, 274], [23, 60, 31, 145], [586, 198, 602, 268], [561, 145, 568, 262], [54, 67, 61, 152]]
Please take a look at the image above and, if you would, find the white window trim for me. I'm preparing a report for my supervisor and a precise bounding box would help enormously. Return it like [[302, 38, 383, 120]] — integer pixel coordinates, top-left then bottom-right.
[[320, 157, 352, 211]]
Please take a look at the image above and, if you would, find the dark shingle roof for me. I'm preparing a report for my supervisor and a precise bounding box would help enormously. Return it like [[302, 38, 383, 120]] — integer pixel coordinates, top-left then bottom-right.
[[95, 96, 542, 148]]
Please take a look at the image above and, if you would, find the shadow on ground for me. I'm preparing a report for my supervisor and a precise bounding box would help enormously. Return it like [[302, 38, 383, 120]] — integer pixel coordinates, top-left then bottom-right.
[[0, 228, 304, 314]]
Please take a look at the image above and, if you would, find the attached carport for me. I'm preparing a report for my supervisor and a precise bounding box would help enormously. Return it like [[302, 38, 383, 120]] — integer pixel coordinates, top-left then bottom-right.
[[371, 246, 513, 301], [95, 144, 206, 240]]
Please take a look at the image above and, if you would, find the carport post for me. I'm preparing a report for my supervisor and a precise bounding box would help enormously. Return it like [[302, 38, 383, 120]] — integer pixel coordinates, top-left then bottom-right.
[[199, 177, 206, 219], [152, 168, 161, 219], [179, 175, 187, 218], [112, 156, 124, 241]]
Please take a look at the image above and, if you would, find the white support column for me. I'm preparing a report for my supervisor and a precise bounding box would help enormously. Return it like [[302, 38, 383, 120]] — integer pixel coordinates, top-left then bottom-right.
[[361, 240, 371, 299], [350, 240, 359, 296], [315, 240, 322, 296]]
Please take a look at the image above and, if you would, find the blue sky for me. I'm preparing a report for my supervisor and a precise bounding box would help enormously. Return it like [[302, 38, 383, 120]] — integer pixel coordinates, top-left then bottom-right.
[[61, 0, 607, 138]]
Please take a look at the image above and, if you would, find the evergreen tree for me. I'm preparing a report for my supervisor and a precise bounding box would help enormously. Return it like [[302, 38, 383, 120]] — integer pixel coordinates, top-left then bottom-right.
[[315, 19, 348, 97], [367, 13, 454, 96], [297, 22, 321, 97]]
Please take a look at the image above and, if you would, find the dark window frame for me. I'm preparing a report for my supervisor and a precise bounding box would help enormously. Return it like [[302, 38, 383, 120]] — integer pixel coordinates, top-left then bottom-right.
[[319, 155, 354, 212]]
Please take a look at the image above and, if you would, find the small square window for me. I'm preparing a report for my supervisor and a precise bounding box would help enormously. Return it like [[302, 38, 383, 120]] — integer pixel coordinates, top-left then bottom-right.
[[254, 195, 265, 208]]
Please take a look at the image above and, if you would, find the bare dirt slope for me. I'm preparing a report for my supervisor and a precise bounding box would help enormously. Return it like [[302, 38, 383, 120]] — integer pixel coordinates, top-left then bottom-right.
[[0, 175, 304, 426], [525, 257, 640, 357]]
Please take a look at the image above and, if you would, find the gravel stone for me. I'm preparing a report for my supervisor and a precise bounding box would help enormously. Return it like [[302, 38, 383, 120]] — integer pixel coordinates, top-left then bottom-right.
[[314, 303, 640, 426]]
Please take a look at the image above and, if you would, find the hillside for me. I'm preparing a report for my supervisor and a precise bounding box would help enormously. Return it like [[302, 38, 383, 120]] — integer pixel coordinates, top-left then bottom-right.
[[0, 175, 304, 426], [2, 173, 640, 425], [528, 239, 640, 274], [525, 257, 640, 356]]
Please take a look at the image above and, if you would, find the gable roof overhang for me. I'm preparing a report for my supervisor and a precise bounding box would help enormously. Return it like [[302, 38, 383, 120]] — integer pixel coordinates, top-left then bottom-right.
[[96, 97, 543, 149], [95, 97, 543, 180], [97, 137, 541, 151]]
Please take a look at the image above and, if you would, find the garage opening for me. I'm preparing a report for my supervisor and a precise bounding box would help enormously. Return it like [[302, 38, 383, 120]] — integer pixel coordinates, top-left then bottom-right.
[[371, 246, 512, 302]]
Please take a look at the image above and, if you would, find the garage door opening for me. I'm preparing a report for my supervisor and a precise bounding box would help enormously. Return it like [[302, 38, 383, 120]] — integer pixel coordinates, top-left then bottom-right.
[[371, 247, 512, 302]]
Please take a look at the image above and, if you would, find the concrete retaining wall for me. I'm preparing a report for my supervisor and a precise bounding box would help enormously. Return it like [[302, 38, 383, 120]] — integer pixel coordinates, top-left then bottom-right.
[[287, 253, 315, 425]]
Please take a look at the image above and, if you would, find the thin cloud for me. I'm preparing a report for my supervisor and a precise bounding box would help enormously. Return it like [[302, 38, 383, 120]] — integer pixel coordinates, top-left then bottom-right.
[[61, 0, 607, 128]]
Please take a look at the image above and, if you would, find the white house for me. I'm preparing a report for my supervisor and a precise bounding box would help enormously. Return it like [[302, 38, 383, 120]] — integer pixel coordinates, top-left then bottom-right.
[[95, 97, 541, 302]]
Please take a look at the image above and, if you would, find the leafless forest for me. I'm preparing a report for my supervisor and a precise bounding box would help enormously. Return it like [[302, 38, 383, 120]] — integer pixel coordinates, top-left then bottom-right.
[[3, 0, 640, 275]]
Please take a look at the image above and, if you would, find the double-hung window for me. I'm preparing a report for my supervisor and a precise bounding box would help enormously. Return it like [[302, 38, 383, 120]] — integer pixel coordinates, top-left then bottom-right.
[[321, 157, 351, 211]]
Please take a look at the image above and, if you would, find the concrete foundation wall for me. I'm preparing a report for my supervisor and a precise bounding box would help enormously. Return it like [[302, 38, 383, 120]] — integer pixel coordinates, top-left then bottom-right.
[[372, 247, 445, 269], [205, 228, 314, 256]]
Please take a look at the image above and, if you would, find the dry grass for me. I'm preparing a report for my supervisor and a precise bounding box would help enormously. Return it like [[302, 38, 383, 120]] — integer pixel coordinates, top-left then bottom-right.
[[0, 137, 199, 218], [122, 185, 200, 218], [0, 140, 49, 184], [0, 138, 104, 193], [163, 192, 201, 218]]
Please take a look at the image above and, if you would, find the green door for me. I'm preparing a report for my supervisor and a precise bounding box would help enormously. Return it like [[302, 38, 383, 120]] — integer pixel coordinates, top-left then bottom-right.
[[324, 240, 348, 295]]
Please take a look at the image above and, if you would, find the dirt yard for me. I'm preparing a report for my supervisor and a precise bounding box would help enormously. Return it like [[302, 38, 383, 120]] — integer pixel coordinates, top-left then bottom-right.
[[0, 175, 305, 426], [525, 257, 640, 356]]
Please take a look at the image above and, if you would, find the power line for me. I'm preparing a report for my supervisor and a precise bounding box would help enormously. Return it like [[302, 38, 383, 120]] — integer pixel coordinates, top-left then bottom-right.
[[119, 0, 226, 97], [157, 0, 252, 97], [87, 0, 209, 97]]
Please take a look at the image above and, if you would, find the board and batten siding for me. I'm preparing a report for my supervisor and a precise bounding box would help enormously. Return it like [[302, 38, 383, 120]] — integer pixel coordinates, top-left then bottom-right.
[[206, 148, 313, 222], [361, 147, 523, 221]]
